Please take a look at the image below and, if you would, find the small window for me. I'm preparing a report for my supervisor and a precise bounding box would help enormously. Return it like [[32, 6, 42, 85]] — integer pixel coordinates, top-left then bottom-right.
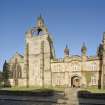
[[91, 63, 97, 71], [91, 76, 96, 85], [72, 64, 79, 71]]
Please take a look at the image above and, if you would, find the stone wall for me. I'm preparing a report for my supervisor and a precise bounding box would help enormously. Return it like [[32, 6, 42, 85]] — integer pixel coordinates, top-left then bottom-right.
[[51, 58, 100, 87]]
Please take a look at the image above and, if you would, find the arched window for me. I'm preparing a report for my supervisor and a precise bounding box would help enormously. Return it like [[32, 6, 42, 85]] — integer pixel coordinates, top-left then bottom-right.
[[17, 64, 22, 78], [12, 63, 22, 79]]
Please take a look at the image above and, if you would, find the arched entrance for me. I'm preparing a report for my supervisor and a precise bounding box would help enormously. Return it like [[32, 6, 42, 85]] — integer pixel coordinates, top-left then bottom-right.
[[71, 76, 80, 88]]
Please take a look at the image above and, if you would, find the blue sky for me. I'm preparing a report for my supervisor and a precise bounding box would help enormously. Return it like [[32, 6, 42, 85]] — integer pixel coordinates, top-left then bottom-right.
[[0, 0, 105, 70]]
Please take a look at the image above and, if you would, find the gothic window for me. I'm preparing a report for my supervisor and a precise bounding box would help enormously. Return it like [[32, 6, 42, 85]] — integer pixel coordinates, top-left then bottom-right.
[[91, 75, 96, 85], [17, 64, 22, 78], [12, 64, 16, 78], [12, 63, 22, 79]]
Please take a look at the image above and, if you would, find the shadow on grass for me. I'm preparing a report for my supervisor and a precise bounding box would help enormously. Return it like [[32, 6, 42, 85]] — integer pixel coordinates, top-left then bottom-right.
[[0, 88, 67, 105], [0, 88, 60, 96], [77, 90, 105, 105]]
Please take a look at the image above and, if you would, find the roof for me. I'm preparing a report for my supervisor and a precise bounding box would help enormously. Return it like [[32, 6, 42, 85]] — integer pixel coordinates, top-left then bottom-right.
[[9, 52, 24, 63]]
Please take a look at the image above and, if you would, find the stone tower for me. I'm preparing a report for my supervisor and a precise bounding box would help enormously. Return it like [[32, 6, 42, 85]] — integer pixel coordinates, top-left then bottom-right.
[[24, 15, 55, 87]]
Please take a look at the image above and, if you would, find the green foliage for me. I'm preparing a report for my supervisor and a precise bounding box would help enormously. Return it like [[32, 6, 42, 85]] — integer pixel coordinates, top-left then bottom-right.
[[2, 61, 11, 87], [3, 62, 9, 80]]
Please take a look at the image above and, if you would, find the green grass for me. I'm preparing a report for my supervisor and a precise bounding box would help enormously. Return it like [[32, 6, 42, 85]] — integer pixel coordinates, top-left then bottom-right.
[[81, 87, 105, 93], [0, 86, 64, 92]]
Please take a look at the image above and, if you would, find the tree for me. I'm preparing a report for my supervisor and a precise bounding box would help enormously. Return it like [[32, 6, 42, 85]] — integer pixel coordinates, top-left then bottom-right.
[[2, 60, 10, 87]]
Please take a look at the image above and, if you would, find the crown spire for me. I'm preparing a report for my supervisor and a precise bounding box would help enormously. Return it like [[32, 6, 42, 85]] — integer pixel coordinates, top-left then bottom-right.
[[37, 15, 44, 28]]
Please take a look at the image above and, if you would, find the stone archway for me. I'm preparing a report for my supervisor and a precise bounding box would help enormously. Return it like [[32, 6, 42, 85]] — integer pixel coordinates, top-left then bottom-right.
[[71, 76, 80, 88]]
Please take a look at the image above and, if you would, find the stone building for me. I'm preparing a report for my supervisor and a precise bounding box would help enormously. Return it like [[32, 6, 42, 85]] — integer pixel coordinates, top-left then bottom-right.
[[3, 16, 105, 89]]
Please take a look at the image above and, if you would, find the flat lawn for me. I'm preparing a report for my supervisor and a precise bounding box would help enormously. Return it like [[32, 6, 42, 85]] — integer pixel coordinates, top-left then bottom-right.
[[0, 87, 64, 92], [2, 87, 105, 93], [82, 87, 105, 93]]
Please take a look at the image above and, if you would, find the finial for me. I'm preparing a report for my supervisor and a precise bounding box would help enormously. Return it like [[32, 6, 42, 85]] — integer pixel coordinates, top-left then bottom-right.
[[64, 44, 69, 57], [4, 60, 7, 64], [81, 42, 87, 55], [97, 43, 103, 57]]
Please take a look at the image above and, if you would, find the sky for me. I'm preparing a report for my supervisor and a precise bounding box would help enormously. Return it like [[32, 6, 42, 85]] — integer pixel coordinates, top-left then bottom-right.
[[0, 0, 105, 70]]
